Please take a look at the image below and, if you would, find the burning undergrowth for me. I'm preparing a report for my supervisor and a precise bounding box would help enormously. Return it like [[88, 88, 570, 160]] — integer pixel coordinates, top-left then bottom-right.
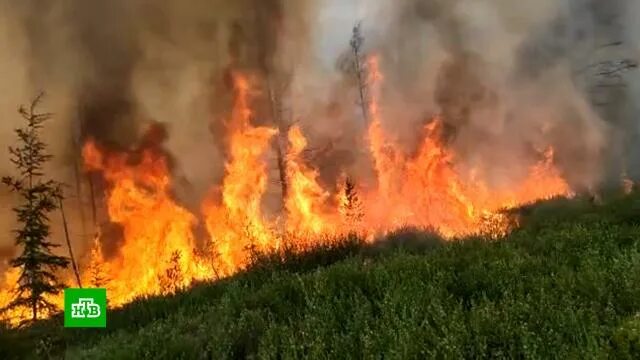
[[0, 65, 571, 324], [1, 0, 636, 325]]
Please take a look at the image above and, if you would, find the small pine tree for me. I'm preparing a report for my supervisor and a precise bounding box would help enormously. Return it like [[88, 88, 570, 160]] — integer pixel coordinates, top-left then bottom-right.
[[87, 234, 109, 288], [340, 177, 364, 229], [159, 250, 183, 294], [1, 93, 70, 323]]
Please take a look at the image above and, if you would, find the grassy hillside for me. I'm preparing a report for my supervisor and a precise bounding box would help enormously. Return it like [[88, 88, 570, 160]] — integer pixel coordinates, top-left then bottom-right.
[[2, 192, 640, 359]]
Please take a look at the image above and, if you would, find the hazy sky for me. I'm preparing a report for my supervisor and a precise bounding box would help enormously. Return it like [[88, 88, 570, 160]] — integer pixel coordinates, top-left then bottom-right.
[[314, 0, 383, 69]]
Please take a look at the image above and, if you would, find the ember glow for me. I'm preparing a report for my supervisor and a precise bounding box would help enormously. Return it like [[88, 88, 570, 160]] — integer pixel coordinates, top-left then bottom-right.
[[0, 59, 572, 326]]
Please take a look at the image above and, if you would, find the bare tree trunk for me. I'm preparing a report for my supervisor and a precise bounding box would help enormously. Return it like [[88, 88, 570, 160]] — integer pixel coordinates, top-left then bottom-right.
[[88, 174, 98, 227], [275, 137, 288, 200], [73, 159, 88, 235], [59, 197, 82, 288], [78, 116, 98, 228], [71, 116, 90, 247], [351, 23, 370, 126], [267, 78, 289, 209]]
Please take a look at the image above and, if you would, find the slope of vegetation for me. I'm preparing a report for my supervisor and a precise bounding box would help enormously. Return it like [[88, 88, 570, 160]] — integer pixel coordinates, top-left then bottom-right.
[[2, 191, 640, 359]]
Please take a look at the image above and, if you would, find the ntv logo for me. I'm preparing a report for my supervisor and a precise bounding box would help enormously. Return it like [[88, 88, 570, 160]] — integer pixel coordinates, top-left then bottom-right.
[[71, 298, 101, 319], [64, 288, 107, 328]]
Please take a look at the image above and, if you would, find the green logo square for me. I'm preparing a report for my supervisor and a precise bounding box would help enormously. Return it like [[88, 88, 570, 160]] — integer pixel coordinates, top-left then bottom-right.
[[64, 288, 107, 328]]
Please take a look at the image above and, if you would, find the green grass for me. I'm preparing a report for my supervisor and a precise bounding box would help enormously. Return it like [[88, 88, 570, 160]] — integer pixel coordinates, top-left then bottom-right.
[[2, 192, 640, 359]]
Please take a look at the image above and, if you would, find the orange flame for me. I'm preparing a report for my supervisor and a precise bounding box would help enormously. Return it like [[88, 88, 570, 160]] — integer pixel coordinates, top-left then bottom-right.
[[82, 139, 210, 305], [284, 125, 332, 242], [202, 74, 278, 276], [366, 56, 402, 201], [1, 62, 573, 325]]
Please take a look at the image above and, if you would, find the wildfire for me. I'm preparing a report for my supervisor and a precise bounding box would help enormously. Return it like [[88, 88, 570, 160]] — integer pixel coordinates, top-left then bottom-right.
[[202, 74, 278, 276], [284, 125, 333, 242], [0, 268, 23, 323], [81, 138, 209, 306], [0, 58, 572, 325], [366, 56, 401, 203], [0, 267, 63, 325]]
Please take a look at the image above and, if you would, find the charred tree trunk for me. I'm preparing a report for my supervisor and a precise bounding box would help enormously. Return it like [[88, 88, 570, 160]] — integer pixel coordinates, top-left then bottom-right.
[[59, 197, 82, 288], [78, 118, 99, 228], [87, 174, 98, 227], [350, 23, 370, 126], [71, 151, 89, 243], [268, 80, 289, 205]]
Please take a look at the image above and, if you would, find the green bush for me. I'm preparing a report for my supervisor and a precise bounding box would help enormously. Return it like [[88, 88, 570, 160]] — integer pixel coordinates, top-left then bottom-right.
[[611, 315, 640, 359]]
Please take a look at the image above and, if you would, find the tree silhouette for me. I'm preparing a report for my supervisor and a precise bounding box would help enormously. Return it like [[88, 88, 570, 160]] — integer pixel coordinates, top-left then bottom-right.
[[340, 176, 364, 229], [1, 93, 69, 323], [159, 250, 183, 295], [350, 22, 372, 126], [86, 234, 109, 289]]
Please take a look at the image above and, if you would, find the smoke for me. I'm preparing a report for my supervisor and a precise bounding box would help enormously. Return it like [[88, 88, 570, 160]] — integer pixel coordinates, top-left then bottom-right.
[[0, 0, 315, 260], [0, 2, 80, 264], [0, 6, 26, 259], [0, 0, 637, 262], [622, 0, 640, 180], [304, 0, 613, 190]]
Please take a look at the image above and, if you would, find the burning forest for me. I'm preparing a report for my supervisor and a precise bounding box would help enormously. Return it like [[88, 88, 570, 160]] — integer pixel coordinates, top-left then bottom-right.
[[0, 0, 638, 327]]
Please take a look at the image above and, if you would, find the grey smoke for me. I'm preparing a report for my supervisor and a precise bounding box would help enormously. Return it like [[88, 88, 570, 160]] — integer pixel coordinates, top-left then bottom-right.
[[321, 0, 636, 191], [0, 0, 312, 261]]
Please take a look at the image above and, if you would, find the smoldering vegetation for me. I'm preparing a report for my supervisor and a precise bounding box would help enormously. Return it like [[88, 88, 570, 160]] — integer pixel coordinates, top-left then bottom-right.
[[0, 0, 638, 261]]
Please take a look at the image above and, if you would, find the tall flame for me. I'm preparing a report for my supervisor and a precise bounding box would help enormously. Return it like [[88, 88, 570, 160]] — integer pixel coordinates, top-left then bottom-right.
[[82, 140, 207, 305], [202, 74, 277, 276], [0, 60, 572, 325], [284, 125, 332, 242], [366, 56, 401, 202]]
